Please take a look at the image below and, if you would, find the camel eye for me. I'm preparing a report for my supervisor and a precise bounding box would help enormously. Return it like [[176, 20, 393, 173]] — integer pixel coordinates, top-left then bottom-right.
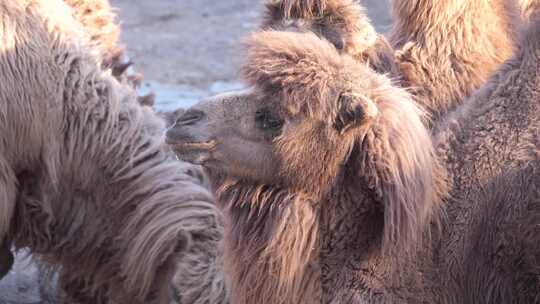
[[255, 108, 283, 132]]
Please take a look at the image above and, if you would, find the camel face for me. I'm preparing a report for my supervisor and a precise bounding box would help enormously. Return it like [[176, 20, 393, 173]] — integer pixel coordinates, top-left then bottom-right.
[[166, 83, 379, 193], [166, 90, 283, 184]]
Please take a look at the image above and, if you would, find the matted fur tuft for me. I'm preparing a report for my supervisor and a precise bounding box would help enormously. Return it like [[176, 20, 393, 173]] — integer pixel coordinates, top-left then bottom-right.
[[263, 0, 376, 50], [171, 218, 228, 304]]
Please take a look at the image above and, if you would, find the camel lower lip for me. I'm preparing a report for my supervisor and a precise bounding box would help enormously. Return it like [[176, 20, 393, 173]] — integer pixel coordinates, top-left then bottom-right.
[[170, 141, 216, 151]]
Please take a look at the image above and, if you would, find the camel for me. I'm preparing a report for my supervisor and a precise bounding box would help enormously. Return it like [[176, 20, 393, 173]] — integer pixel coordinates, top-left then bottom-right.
[[262, 0, 520, 126], [166, 12, 540, 304], [1, 0, 152, 289], [0, 0, 221, 303]]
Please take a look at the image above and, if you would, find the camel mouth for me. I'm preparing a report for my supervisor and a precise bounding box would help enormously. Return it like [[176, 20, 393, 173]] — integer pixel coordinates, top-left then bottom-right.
[[169, 141, 217, 152], [167, 140, 217, 165]]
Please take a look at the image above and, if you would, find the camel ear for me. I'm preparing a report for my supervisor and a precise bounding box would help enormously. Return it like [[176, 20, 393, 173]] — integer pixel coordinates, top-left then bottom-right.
[[333, 92, 378, 133]]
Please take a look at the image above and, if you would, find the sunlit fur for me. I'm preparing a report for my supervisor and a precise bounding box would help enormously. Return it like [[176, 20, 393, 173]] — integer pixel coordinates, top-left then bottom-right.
[[64, 0, 155, 106], [0, 1, 219, 303]]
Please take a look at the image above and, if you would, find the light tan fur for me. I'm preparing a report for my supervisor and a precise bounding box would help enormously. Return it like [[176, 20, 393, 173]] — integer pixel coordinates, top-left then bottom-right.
[[0, 1, 220, 303]]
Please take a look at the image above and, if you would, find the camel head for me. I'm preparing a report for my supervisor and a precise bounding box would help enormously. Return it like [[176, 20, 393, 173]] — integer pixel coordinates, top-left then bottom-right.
[[167, 30, 443, 252]]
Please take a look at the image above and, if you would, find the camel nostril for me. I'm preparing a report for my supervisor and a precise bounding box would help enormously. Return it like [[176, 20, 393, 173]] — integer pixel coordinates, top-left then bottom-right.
[[175, 109, 205, 126]]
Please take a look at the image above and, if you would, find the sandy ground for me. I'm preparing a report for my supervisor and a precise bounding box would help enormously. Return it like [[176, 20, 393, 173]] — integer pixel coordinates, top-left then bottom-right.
[[0, 0, 390, 302]]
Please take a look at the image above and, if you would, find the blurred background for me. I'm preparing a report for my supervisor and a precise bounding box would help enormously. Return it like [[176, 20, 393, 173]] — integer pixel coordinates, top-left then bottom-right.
[[112, 0, 392, 111], [0, 0, 390, 302]]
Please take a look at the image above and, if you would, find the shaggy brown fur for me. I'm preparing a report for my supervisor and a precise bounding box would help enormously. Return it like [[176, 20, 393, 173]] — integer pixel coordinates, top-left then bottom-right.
[[0, 1, 220, 303], [2, 0, 155, 287], [167, 15, 540, 302], [65, 0, 155, 106], [262, 0, 521, 126], [425, 20, 540, 303]]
